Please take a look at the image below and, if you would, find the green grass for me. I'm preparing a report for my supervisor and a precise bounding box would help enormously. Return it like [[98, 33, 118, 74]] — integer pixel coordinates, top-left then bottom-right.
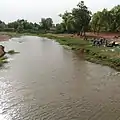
[[2, 32, 120, 71], [0, 49, 19, 67], [7, 50, 20, 55], [0, 32, 21, 38], [40, 33, 120, 71], [0, 32, 41, 38], [0, 56, 8, 66]]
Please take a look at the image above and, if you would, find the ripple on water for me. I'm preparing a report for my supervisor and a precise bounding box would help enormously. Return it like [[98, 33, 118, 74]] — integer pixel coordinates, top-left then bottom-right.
[[0, 36, 120, 120]]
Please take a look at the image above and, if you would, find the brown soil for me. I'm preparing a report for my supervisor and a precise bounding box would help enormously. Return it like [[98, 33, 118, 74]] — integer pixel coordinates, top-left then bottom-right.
[[56, 32, 120, 42], [86, 32, 120, 39], [0, 45, 5, 57], [0, 35, 11, 42]]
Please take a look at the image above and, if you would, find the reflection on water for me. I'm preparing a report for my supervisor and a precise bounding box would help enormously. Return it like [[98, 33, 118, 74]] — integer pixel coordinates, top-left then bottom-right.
[[0, 36, 120, 120]]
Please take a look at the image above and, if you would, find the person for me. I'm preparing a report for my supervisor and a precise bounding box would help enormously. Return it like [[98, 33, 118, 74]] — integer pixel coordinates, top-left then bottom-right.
[[84, 36, 87, 40], [93, 38, 96, 46], [112, 41, 116, 47], [105, 39, 108, 47]]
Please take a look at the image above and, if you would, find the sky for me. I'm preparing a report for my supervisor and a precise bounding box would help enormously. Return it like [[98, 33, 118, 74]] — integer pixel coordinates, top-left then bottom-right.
[[0, 0, 119, 24]]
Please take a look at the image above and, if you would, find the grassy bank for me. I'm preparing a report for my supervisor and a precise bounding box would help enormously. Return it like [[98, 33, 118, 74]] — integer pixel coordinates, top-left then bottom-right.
[[0, 56, 8, 66], [0, 32, 38, 38], [0, 50, 20, 67], [1, 32, 120, 71], [40, 34, 120, 71], [0, 32, 22, 38], [7, 50, 20, 55]]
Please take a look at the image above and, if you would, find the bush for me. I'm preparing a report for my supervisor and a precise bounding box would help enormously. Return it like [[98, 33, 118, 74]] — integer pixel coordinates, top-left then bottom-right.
[[7, 50, 19, 55], [0, 56, 8, 66]]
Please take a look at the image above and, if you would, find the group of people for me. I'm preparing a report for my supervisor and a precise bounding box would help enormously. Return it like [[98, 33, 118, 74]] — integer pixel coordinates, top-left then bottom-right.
[[92, 37, 120, 47], [71, 34, 120, 47], [92, 38, 107, 47]]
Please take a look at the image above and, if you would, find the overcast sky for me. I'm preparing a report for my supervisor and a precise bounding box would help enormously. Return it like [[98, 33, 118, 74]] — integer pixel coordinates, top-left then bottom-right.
[[0, 0, 119, 24]]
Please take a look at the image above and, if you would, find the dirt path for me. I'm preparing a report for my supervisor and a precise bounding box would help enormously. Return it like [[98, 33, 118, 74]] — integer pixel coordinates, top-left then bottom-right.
[[56, 32, 120, 41]]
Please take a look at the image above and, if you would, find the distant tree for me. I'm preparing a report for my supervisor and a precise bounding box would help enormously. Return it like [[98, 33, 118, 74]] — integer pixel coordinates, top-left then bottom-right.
[[8, 21, 19, 30], [46, 18, 53, 30], [17, 24, 24, 33], [0, 20, 6, 30], [1, 2, 120, 34], [55, 23, 66, 33], [40, 18, 53, 32]]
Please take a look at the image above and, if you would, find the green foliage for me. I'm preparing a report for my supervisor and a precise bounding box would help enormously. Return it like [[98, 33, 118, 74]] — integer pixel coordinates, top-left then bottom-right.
[[7, 50, 19, 55], [91, 5, 120, 33], [55, 23, 66, 33], [58, 1, 120, 34], [42, 33, 120, 71], [0, 18, 53, 34], [59, 1, 91, 35], [0, 20, 6, 29], [59, 11, 76, 33], [0, 1, 120, 34], [0, 56, 8, 66], [72, 1, 91, 35], [40, 18, 53, 31]]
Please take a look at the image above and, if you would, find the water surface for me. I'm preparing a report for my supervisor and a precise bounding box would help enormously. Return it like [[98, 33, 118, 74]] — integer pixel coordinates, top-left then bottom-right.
[[0, 36, 120, 120]]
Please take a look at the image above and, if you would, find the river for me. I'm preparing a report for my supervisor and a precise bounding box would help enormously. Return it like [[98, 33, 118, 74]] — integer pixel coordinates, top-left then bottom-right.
[[0, 36, 120, 120]]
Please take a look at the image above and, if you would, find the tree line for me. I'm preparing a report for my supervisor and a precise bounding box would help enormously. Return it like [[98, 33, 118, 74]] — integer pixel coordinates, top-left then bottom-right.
[[56, 1, 120, 35], [0, 18, 54, 34], [0, 1, 120, 35]]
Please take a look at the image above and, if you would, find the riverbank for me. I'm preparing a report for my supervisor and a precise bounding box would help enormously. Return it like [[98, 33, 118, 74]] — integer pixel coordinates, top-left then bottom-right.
[[1, 32, 120, 71], [0, 34, 11, 42], [40, 33, 120, 71], [0, 32, 21, 66], [0, 56, 8, 66], [0, 32, 23, 39]]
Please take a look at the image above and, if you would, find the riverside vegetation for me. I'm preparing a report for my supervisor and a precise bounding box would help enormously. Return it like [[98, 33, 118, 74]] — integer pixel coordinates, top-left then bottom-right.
[[40, 34, 120, 71]]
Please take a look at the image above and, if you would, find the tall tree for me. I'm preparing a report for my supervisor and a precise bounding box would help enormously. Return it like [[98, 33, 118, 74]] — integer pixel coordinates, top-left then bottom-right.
[[90, 5, 120, 33], [90, 11, 103, 33], [72, 1, 91, 36], [110, 5, 120, 32]]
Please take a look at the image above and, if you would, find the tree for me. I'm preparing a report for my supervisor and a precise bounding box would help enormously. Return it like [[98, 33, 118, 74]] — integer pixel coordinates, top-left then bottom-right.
[[0, 21, 6, 30], [7, 19, 41, 33], [110, 5, 120, 32], [40, 18, 53, 31], [59, 11, 76, 33], [8, 21, 19, 30], [17, 24, 24, 33], [72, 1, 91, 36], [55, 23, 66, 33], [90, 5, 120, 33], [90, 11, 103, 33], [46, 18, 53, 30]]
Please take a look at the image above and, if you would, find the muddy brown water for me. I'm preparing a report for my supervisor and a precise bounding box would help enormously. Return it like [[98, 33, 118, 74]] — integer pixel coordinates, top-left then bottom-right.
[[0, 36, 120, 120]]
